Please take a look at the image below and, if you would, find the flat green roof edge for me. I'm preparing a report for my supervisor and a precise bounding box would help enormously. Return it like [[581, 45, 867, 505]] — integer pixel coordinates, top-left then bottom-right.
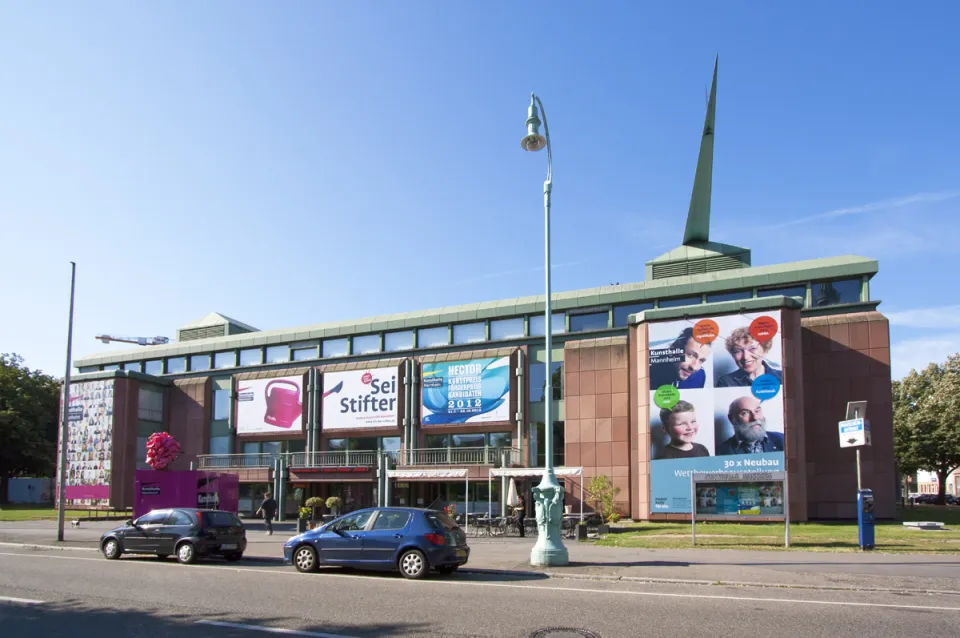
[[75, 255, 878, 366], [631, 295, 805, 324]]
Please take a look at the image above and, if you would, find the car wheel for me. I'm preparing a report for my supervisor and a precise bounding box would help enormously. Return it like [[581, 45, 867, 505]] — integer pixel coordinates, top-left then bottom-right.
[[398, 549, 428, 579], [156, 554, 170, 560], [226, 552, 243, 562], [176, 542, 197, 565], [102, 539, 121, 560], [293, 545, 318, 573], [436, 565, 458, 575]]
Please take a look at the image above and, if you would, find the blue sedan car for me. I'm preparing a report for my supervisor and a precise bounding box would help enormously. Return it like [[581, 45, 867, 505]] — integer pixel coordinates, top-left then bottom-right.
[[283, 507, 469, 579]]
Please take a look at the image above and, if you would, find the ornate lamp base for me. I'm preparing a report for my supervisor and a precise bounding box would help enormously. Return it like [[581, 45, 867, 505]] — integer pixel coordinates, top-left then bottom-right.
[[530, 470, 569, 567]]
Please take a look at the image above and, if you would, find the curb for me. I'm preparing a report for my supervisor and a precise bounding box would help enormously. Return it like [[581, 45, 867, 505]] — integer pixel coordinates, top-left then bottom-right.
[[5, 542, 960, 596]]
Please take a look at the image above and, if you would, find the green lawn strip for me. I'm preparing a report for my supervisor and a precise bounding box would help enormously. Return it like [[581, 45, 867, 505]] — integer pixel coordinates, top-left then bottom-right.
[[0, 506, 102, 522]]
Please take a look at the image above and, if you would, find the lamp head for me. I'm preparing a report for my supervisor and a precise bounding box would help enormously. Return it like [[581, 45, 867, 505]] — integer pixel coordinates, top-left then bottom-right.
[[521, 93, 547, 152]]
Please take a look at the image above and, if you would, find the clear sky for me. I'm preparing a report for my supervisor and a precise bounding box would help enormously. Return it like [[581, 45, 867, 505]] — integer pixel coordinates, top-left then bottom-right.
[[1, 2, 957, 380]]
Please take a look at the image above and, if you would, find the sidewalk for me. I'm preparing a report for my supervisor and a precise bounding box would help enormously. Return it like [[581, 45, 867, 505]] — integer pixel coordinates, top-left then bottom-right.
[[4, 519, 960, 593]]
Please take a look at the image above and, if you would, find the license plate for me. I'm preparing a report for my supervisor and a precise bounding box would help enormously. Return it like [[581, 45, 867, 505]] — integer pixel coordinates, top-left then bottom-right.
[[456, 549, 467, 558], [221, 544, 237, 550]]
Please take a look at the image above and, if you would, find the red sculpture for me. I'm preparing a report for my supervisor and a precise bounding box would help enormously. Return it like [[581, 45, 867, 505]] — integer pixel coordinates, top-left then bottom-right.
[[145, 432, 181, 470]]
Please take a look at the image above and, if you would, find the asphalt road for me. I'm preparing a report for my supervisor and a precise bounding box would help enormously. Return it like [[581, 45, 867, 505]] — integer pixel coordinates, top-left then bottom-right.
[[1, 547, 959, 638]]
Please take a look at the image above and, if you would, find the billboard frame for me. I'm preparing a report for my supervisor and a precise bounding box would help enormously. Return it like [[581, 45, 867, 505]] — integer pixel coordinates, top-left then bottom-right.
[[691, 470, 790, 548]]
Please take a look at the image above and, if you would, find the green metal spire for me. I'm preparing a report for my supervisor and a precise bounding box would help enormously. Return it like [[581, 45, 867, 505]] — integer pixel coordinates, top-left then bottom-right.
[[682, 57, 718, 245]]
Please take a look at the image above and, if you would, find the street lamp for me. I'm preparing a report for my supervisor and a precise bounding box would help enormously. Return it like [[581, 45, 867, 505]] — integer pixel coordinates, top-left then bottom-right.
[[521, 93, 569, 567]]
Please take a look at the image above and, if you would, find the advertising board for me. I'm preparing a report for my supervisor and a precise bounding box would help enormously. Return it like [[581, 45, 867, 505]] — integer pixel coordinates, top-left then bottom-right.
[[648, 310, 786, 513], [421, 357, 511, 425], [236, 375, 304, 434], [322, 367, 400, 430], [62, 379, 114, 506]]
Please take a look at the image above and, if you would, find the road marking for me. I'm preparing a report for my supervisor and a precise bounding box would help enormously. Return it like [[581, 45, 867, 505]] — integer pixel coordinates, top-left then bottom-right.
[[0, 595, 44, 604], [196, 620, 359, 637], [2, 551, 960, 613]]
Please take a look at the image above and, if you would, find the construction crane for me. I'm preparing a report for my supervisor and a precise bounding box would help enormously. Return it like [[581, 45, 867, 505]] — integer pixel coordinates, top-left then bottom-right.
[[95, 335, 171, 346]]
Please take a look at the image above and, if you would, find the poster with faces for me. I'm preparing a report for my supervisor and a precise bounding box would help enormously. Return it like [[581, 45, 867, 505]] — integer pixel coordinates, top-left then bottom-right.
[[647, 311, 786, 514], [62, 380, 114, 507]]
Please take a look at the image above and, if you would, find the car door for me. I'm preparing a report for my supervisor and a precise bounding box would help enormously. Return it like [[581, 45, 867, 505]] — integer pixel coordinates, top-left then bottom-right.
[[362, 510, 412, 565], [126, 510, 169, 552], [156, 510, 195, 556], [315, 510, 373, 564]]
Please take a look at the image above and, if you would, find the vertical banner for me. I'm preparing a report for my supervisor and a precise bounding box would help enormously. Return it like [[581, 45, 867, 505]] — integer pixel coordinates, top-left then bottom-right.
[[63, 380, 114, 506], [236, 376, 305, 434], [648, 311, 786, 513], [421, 357, 512, 425]]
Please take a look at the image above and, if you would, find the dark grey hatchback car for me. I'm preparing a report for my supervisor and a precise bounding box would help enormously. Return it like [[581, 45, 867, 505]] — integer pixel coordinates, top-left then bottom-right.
[[100, 508, 247, 564]]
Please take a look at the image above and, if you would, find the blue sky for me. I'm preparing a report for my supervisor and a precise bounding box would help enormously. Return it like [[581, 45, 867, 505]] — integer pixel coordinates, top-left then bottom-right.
[[1, 2, 957, 379]]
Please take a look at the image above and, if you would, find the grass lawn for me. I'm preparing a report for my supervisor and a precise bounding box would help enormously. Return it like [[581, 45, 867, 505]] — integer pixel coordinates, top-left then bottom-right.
[[0, 504, 103, 522], [595, 505, 960, 554]]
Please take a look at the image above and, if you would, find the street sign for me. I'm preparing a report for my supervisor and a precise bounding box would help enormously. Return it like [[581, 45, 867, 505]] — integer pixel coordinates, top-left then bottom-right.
[[839, 418, 871, 448]]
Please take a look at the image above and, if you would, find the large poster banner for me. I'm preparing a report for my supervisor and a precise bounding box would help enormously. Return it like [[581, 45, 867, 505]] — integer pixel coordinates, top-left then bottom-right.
[[236, 376, 304, 434], [63, 380, 114, 506], [421, 357, 511, 425], [648, 310, 786, 513], [322, 368, 399, 430]]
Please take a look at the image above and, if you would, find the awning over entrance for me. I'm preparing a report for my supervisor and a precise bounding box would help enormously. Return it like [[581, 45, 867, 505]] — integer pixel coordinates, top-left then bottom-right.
[[387, 469, 468, 479]]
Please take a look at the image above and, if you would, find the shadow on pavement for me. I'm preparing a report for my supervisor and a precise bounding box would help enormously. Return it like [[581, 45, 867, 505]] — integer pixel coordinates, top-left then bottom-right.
[[0, 598, 431, 637]]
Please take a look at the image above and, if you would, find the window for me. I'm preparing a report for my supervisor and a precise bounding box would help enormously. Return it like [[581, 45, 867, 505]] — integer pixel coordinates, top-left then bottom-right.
[[322, 338, 349, 358], [424, 434, 448, 448], [758, 285, 806, 301], [490, 317, 525, 340], [265, 345, 289, 363], [126, 362, 143, 373], [242, 442, 260, 455], [78, 366, 98, 374], [529, 361, 563, 402], [292, 346, 317, 361], [166, 511, 194, 526], [334, 510, 373, 531], [240, 348, 262, 366], [418, 326, 449, 348], [136, 436, 148, 469], [262, 441, 282, 457], [208, 436, 231, 455], [613, 303, 654, 327], [382, 437, 401, 458], [348, 437, 378, 452], [372, 511, 411, 530], [453, 322, 486, 345], [166, 357, 186, 374], [707, 290, 753, 303], [534, 421, 565, 467], [135, 511, 170, 526], [489, 432, 513, 448], [213, 388, 230, 421], [103, 364, 120, 372], [529, 313, 565, 336], [384, 330, 413, 351], [451, 433, 485, 448], [353, 334, 381, 355], [813, 279, 861, 307], [569, 312, 608, 333], [138, 388, 163, 421], [658, 296, 701, 309], [144, 360, 162, 375], [326, 438, 347, 451], [190, 354, 210, 372], [203, 511, 241, 527], [214, 351, 236, 369]]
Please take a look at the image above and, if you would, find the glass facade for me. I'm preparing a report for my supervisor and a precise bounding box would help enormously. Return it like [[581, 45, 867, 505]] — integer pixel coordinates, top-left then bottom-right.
[[813, 279, 861, 307], [706, 290, 753, 303], [418, 326, 449, 348], [569, 311, 608, 333], [659, 296, 701, 309], [529, 313, 565, 336], [384, 330, 413, 351], [240, 348, 262, 366], [266, 345, 289, 364], [758, 285, 806, 301], [138, 388, 163, 422], [534, 421, 565, 467], [353, 334, 381, 355], [214, 351, 236, 369], [209, 436, 231, 455], [166, 357, 186, 374], [213, 388, 230, 421], [453, 322, 486, 345], [322, 338, 349, 358], [144, 360, 162, 376], [190, 354, 210, 372], [613, 302, 654, 327], [529, 361, 563, 402], [490, 317, 525, 340], [292, 346, 318, 361]]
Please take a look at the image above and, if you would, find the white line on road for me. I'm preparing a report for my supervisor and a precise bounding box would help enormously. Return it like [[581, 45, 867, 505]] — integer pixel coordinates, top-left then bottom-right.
[[0, 595, 44, 604], [2, 551, 960, 613], [196, 620, 360, 637]]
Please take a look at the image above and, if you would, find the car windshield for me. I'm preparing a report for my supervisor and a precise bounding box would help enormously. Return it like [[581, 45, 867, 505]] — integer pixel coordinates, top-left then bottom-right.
[[203, 511, 242, 527], [426, 511, 459, 531]]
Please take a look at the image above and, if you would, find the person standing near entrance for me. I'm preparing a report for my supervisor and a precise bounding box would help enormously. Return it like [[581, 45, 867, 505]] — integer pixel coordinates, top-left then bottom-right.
[[516, 496, 526, 538], [257, 492, 277, 535]]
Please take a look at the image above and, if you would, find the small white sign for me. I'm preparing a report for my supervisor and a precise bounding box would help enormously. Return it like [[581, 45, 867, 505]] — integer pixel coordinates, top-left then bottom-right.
[[839, 418, 871, 448]]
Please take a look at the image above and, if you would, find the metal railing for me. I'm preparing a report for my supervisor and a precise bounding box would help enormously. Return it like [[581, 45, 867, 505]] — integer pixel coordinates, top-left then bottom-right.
[[196, 453, 277, 469], [401, 447, 521, 467], [284, 451, 380, 468]]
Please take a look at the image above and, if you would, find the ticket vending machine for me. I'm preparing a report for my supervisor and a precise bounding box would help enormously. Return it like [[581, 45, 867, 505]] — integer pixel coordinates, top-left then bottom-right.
[[857, 489, 875, 550]]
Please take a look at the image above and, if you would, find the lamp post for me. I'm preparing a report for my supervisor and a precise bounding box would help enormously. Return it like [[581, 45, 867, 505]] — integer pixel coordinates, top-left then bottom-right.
[[56, 262, 77, 542], [521, 93, 569, 566]]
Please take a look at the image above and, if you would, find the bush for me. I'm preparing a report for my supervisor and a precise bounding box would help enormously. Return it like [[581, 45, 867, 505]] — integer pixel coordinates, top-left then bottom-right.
[[325, 496, 343, 510], [607, 512, 622, 524], [298, 507, 312, 520], [305, 497, 325, 509], [585, 474, 621, 521]]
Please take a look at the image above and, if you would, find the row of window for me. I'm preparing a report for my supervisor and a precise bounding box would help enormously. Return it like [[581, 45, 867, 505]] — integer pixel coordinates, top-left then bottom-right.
[[83, 278, 864, 376]]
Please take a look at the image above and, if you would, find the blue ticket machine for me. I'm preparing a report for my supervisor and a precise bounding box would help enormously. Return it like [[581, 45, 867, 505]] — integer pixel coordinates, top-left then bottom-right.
[[857, 489, 875, 550]]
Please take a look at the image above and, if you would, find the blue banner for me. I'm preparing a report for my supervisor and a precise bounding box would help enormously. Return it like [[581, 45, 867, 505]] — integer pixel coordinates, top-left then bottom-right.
[[651, 452, 785, 513], [421, 357, 511, 425]]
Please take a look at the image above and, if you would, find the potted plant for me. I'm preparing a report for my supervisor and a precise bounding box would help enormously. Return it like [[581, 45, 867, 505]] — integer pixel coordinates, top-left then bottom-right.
[[305, 497, 325, 524], [325, 496, 343, 517], [297, 507, 311, 534]]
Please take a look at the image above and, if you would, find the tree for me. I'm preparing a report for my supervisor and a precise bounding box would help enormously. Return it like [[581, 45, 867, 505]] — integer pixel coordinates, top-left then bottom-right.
[[585, 474, 620, 522], [0, 354, 61, 504], [892, 353, 960, 505]]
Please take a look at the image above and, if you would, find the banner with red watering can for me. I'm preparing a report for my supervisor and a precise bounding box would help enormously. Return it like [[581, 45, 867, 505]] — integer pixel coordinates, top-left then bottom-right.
[[236, 375, 305, 434], [146, 432, 181, 470]]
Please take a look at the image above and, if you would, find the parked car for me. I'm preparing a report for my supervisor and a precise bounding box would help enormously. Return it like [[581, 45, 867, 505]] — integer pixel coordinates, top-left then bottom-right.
[[283, 507, 469, 579], [100, 508, 247, 564]]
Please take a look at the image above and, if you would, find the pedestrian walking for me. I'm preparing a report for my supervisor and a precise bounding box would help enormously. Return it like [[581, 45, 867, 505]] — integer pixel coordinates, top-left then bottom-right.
[[257, 491, 278, 535], [516, 496, 526, 538]]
